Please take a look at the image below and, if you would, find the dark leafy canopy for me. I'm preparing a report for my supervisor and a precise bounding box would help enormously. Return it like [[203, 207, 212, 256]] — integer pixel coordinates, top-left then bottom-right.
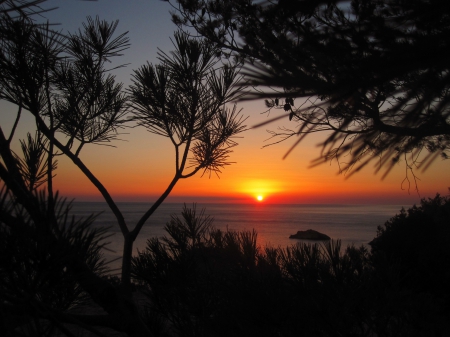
[[171, 0, 450, 176]]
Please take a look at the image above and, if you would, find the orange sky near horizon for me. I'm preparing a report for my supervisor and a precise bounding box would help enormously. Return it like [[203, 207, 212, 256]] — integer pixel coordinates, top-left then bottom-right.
[[1, 1, 449, 207], [49, 98, 448, 206]]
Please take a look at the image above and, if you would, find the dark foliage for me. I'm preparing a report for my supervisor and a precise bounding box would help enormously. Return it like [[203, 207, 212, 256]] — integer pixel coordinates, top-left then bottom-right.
[[371, 194, 450, 292], [129, 31, 247, 179], [369, 194, 450, 335], [0, 188, 111, 336], [2, 1, 449, 336], [171, 0, 450, 177], [0, 1, 246, 335], [132, 198, 450, 337]]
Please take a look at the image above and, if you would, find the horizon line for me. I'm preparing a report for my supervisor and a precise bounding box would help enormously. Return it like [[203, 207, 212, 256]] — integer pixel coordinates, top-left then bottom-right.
[[63, 193, 431, 206]]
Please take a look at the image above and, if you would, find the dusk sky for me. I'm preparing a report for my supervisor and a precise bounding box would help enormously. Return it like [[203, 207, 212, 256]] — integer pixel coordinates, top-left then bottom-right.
[[1, 0, 448, 205]]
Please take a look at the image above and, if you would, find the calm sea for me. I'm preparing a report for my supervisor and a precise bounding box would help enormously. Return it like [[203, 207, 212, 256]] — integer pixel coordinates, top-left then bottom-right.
[[69, 202, 404, 271]]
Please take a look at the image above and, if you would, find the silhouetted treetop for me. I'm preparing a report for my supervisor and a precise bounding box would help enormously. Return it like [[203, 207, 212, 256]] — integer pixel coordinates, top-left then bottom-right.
[[129, 31, 247, 178], [171, 0, 450, 180]]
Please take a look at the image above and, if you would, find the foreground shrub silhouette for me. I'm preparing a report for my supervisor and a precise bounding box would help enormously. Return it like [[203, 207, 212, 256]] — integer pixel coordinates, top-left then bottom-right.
[[0, 189, 111, 336], [369, 194, 450, 335], [371, 194, 450, 290], [132, 205, 370, 337], [132, 199, 450, 337]]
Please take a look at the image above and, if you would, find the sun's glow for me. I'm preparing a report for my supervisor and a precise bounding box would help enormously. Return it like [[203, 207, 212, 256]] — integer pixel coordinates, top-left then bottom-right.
[[239, 180, 282, 197], [256, 195, 264, 201]]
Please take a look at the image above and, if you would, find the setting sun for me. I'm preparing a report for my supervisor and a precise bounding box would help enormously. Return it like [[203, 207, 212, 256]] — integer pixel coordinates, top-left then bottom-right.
[[257, 195, 264, 201]]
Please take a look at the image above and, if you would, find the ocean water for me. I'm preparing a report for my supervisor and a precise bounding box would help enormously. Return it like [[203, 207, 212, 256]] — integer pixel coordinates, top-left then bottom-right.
[[69, 202, 404, 271]]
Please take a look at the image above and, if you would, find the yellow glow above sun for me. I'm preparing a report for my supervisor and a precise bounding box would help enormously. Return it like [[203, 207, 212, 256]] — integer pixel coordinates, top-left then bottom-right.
[[240, 180, 282, 196]]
